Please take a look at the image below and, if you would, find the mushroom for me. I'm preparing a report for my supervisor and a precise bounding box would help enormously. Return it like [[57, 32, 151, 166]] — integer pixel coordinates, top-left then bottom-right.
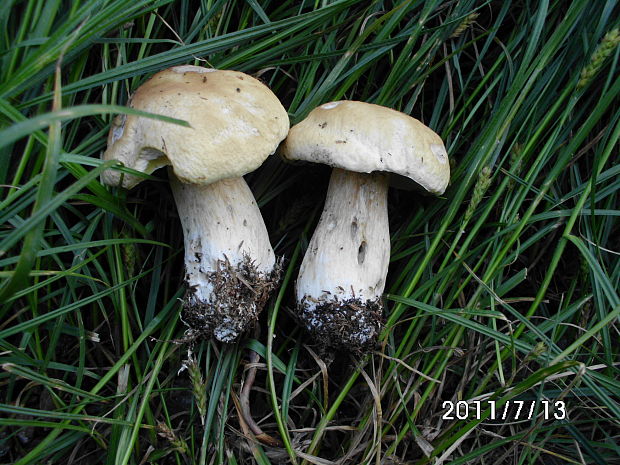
[[280, 100, 449, 351], [102, 65, 289, 342]]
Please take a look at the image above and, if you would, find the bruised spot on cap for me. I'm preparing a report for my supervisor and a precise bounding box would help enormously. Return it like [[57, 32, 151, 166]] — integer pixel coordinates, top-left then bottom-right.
[[171, 65, 216, 74], [321, 102, 342, 110], [431, 144, 448, 164], [110, 114, 127, 145]]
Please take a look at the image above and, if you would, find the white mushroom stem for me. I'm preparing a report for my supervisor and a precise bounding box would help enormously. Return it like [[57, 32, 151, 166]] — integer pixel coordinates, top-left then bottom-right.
[[296, 168, 390, 348], [169, 171, 276, 342]]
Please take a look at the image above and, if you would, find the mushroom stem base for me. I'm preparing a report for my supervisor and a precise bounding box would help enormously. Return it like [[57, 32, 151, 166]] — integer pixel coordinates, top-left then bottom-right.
[[170, 172, 278, 342], [298, 296, 383, 353], [181, 254, 281, 342]]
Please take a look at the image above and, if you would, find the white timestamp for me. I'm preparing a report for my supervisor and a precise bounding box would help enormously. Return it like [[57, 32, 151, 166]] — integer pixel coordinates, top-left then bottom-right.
[[442, 400, 567, 421]]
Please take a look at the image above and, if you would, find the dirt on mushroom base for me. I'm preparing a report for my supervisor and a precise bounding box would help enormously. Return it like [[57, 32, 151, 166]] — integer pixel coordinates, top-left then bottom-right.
[[298, 296, 383, 354], [182, 254, 282, 343]]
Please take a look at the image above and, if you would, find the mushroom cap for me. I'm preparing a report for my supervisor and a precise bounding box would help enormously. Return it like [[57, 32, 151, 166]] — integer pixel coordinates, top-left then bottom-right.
[[102, 66, 289, 189], [280, 100, 449, 194]]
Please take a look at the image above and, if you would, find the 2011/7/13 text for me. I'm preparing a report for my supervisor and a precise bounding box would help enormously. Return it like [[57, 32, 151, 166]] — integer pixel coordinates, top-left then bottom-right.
[[442, 400, 567, 421]]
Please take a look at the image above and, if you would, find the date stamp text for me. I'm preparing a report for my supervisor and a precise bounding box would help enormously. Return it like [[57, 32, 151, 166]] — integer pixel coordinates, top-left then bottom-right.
[[442, 400, 566, 421]]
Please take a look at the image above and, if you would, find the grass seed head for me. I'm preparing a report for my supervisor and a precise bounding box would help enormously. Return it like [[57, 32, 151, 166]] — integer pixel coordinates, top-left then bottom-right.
[[450, 12, 479, 39], [156, 421, 189, 454], [463, 166, 492, 225], [577, 28, 620, 89], [185, 355, 207, 422]]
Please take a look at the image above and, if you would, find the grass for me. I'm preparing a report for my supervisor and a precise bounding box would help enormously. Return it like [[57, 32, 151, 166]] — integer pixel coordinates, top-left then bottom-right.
[[1, 0, 619, 464]]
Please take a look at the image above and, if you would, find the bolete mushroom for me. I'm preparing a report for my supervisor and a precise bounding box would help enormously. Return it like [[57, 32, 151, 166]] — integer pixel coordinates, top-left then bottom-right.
[[280, 100, 449, 351], [102, 65, 289, 342]]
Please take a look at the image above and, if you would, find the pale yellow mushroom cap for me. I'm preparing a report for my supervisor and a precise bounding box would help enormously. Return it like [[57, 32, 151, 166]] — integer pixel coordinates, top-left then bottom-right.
[[102, 66, 289, 189], [280, 101, 449, 194]]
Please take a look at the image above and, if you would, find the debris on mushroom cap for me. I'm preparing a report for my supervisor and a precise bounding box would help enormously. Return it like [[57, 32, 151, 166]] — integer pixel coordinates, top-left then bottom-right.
[[280, 100, 450, 195], [101, 66, 289, 189]]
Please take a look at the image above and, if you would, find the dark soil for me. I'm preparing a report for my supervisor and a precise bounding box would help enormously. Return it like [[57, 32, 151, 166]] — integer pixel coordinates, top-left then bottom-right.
[[297, 296, 384, 354], [182, 254, 282, 342]]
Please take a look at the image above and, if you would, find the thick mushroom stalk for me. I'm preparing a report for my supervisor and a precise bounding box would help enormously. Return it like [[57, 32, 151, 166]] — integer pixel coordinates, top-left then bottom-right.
[[170, 173, 279, 342], [296, 168, 389, 350], [281, 100, 449, 352], [100, 66, 289, 342]]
